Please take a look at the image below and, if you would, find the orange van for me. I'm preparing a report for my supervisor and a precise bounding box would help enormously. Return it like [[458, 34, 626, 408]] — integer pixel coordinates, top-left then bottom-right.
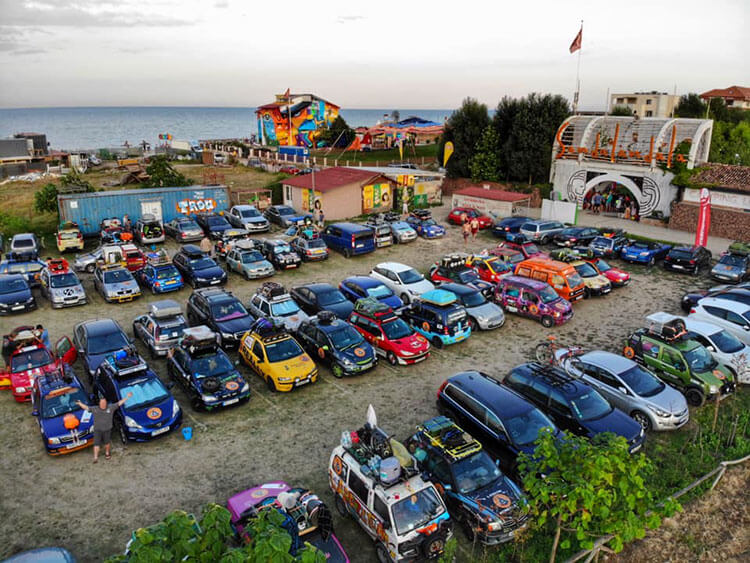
[[514, 258, 586, 302]]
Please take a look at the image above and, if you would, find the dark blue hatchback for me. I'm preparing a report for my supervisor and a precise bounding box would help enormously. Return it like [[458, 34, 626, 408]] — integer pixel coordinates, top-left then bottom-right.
[[492, 216, 530, 239], [338, 276, 403, 309], [173, 244, 227, 288], [0, 274, 36, 315]]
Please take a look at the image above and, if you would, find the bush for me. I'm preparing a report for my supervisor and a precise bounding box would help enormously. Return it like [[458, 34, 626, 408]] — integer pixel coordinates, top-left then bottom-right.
[[34, 183, 59, 214]]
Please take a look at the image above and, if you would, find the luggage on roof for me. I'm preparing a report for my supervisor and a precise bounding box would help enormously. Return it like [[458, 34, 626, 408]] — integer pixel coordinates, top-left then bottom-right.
[[150, 299, 182, 319], [354, 297, 392, 318]]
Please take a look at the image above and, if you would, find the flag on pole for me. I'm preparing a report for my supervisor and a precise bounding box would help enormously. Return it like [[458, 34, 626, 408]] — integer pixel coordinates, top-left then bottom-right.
[[569, 27, 582, 53], [398, 138, 404, 160], [695, 188, 711, 247], [443, 142, 454, 167], [284, 88, 291, 98]]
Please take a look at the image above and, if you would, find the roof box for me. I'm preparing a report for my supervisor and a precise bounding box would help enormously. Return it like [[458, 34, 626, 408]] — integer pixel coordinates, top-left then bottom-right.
[[378, 456, 401, 485], [419, 289, 457, 307], [150, 299, 182, 319], [235, 239, 257, 250], [181, 325, 218, 352]]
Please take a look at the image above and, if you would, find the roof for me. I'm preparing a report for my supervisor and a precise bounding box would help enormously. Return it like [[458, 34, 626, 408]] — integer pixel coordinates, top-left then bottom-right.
[[282, 167, 391, 193], [352, 166, 445, 178], [448, 371, 532, 418], [344, 275, 383, 288], [454, 186, 531, 203], [501, 275, 549, 290], [699, 85, 750, 101], [683, 317, 724, 337], [0, 138, 32, 160], [581, 350, 635, 374], [691, 163, 750, 193], [375, 261, 412, 273], [440, 282, 478, 296]]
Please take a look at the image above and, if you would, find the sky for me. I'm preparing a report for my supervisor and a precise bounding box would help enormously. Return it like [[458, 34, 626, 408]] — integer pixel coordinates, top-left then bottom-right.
[[0, 0, 748, 110]]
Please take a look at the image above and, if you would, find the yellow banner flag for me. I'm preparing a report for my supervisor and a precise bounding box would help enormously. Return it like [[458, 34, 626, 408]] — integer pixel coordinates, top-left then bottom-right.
[[398, 139, 403, 160], [443, 141, 454, 167]]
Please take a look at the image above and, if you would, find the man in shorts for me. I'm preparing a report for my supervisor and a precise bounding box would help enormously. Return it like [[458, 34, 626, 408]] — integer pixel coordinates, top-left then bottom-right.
[[76, 392, 132, 463]]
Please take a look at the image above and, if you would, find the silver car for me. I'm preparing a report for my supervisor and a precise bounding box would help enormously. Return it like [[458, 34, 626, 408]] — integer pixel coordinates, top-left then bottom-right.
[[684, 317, 750, 384], [518, 220, 565, 244], [132, 299, 188, 357], [227, 205, 271, 232], [39, 264, 87, 308], [560, 349, 689, 432], [440, 283, 504, 330], [247, 287, 310, 331], [93, 264, 141, 303], [73, 247, 104, 273]]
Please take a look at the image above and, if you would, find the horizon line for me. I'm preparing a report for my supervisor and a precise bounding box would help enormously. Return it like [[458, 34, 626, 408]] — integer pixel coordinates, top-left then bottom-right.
[[0, 105, 457, 111]]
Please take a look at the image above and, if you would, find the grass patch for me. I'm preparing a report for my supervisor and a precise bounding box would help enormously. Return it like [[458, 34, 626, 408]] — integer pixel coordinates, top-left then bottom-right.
[[624, 232, 685, 248], [309, 144, 438, 166]]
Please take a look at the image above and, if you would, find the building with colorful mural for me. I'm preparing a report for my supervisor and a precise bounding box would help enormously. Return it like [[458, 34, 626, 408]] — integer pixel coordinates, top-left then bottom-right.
[[256, 93, 340, 147]]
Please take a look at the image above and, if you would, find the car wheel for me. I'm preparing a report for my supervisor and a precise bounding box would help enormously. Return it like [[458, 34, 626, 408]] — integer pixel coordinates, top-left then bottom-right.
[[149, 344, 156, 360], [387, 352, 398, 366], [692, 265, 700, 276], [117, 420, 128, 444], [331, 363, 345, 379], [541, 236, 549, 245], [583, 287, 591, 299], [468, 317, 478, 332], [266, 377, 277, 393], [431, 336, 443, 349], [541, 315, 554, 328], [191, 396, 203, 411], [244, 271, 251, 281], [334, 495, 349, 518], [685, 388, 705, 407], [648, 256, 655, 267], [375, 543, 390, 563], [401, 293, 410, 305], [631, 410, 652, 432], [343, 248, 351, 258], [462, 515, 477, 542]]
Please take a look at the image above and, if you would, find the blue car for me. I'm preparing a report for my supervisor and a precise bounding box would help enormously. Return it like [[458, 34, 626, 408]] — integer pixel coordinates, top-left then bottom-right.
[[195, 212, 233, 240], [492, 216, 531, 239], [399, 289, 471, 347], [172, 244, 227, 288], [32, 368, 94, 455], [338, 276, 403, 309], [136, 255, 184, 294], [406, 216, 446, 238], [588, 235, 628, 258], [320, 222, 376, 257], [0, 274, 36, 315], [0, 256, 46, 287], [93, 349, 182, 442], [73, 318, 132, 377], [620, 240, 672, 265]]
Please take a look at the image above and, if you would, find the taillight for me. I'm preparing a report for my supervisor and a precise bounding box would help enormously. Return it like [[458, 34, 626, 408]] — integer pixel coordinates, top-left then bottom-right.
[[689, 260, 696, 264], [351, 234, 356, 247], [690, 308, 696, 314], [437, 380, 448, 399]]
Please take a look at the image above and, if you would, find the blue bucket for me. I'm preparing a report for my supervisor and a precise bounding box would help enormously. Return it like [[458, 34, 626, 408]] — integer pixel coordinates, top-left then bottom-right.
[[182, 427, 193, 441]]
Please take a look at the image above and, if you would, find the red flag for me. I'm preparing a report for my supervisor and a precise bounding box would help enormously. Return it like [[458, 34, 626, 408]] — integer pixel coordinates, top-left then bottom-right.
[[695, 188, 711, 247], [283, 88, 290, 98], [569, 27, 582, 53]]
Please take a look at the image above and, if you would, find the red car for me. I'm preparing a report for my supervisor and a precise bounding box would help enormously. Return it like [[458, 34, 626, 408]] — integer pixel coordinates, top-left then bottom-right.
[[447, 207, 493, 228], [499, 238, 550, 260], [585, 257, 630, 287], [120, 243, 147, 272], [280, 165, 300, 175], [348, 298, 430, 366], [1, 327, 77, 402], [465, 255, 513, 283], [490, 247, 525, 266]]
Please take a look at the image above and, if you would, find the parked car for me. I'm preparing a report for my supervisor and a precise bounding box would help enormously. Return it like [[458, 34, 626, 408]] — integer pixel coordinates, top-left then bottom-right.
[[447, 207, 493, 228], [568, 257, 612, 298], [320, 222, 376, 257], [133, 214, 165, 245], [9, 233, 40, 260], [348, 298, 430, 365], [406, 215, 446, 239], [400, 289, 471, 348], [265, 204, 305, 227], [258, 238, 302, 270], [186, 288, 255, 349], [290, 283, 354, 320], [225, 242, 275, 280], [710, 251, 750, 283], [73, 318, 133, 377], [465, 254, 513, 284], [689, 297, 750, 346], [620, 240, 672, 266], [132, 299, 188, 358], [663, 245, 712, 275], [439, 282, 505, 331], [0, 274, 35, 315], [39, 258, 87, 308], [365, 216, 394, 247], [247, 281, 310, 331], [514, 258, 586, 303], [518, 220, 565, 244], [389, 221, 418, 244], [492, 216, 531, 239], [195, 212, 233, 239], [213, 228, 252, 260], [117, 243, 147, 273], [583, 256, 630, 287], [490, 247, 525, 267], [227, 205, 271, 232], [296, 311, 377, 377], [436, 370, 562, 477], [339, 275, 403, 309], [428, 254, 493, 296], [589, 234, 628, 258], [370, 262, 435, 304], [406, 416, 527, 544], [135, 252, 182, 294], [0, 255, 45, 287], [289, 235, 329, 261], [164, 216, 205, 242], [172, 244, 227, 288], [55, 221, 84, 253], [683, 316, 750, 384], [553, 226, 600, 247], [680, 287, 750, 313], [166, 325, 250, 410], [558, 350, 689, 432], [93, 263, 141, 303], [73, 246, 105, 274], [494, 275, 573, 328]]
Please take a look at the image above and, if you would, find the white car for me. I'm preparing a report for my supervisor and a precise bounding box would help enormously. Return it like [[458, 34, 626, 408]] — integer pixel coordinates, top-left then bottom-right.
[[369, 262, 435, 304], [689, 297, 750, 347], [684, 316, 750, 384]]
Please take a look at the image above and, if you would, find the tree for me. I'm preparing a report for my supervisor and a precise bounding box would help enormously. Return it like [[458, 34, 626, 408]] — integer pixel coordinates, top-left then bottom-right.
[[469, 125, 502, 182], [710, 120, 750, 165], [438, 97, 490, 178], [610, 105, 634, 116], [674, 93, 707, 118], [143, 156, 193, 188], [319, 115, 355, 148], [518, 429, 679, 563], [34, 171, 95, 214]]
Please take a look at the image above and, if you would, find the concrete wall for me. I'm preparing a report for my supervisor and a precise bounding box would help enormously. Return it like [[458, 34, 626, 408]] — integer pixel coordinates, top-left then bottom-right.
[[669, 202, 750, 241], [285, 182, 363, 221]]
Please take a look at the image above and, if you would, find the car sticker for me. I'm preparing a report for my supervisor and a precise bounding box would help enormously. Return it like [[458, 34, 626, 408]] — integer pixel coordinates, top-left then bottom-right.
[[147, 407, 162, 420], [317, 347, 326, 359], [353, 347, 366, 357], [225, 381, 240, 391], [492, 493, 512, 509], [422, 321, 430, 331], [251, 488, 269, 498]]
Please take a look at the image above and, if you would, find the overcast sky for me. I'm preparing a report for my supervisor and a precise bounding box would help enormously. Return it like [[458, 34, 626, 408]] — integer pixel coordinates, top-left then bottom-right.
[[0, 0, 747, 110]]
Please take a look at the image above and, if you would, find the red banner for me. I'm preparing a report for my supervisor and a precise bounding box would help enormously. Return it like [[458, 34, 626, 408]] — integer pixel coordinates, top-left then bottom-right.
[[695, 188, 711, 247]]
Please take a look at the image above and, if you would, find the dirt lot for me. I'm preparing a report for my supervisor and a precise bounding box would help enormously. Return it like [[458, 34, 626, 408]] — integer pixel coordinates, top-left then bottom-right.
[[0, 203, 745, 562]]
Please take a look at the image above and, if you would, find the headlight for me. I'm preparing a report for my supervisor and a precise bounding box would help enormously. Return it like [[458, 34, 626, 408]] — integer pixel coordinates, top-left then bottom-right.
[[173, 400, 180, 415], [342, 358, 355, 368], [487, 521, 504, 532], [553, 311, 561, 317], [400, 349, 414, 357], [220, 332, 233, 340], [0, 302, 8, 309], [48, 437, 61, 445], [647, 405, 669, 418], [26, 297, 34, 303], [15, 386, 26, 393], [201, 394, 218, 402], [709, 385, 719, 394], [277, 377, 292, 383], [241, 382, 250, 393], [124, 416, 142, 429]]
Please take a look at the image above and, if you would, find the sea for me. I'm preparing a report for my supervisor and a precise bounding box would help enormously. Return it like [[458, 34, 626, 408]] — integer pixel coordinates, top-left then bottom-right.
[[0, 107, 455, 152]]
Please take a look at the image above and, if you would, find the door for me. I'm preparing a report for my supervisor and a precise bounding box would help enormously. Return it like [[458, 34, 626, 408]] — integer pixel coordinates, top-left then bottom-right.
[[55, 336, 77, 365], [141, 200, 163, 222]]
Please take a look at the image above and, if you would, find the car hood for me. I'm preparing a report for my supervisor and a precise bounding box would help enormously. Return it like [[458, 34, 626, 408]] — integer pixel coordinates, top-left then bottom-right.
[[123, 395, 177, 426], [105, 280, 139, 292], [244, 217, 268, 225], [336, 343, 376, 363], [466, 302, 504, 320], [194, 266, 225, 279], [41, 407, 94, 438], [243, 260, 274, 271], [647, 384, 688, 414], [0, 288, 32, 303], [462, 477, 523, 518], [326, 301, 355, 320], [584, 409, 641, 441], [50, 284, 86, 296], [380, 294, 404, 309], [711, 263, 743, 276], [409, 279, 435, 294], [424, 225, 445, 235], [215, 316, 255, 334]]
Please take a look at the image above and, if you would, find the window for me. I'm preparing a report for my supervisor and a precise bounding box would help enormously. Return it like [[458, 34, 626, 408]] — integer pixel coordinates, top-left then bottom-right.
[[485, 410, 505, 434], [426, 455, 452, 483], [662, 349, 684, 370], [505, 286, 520, 298], [522, 291, 539, 304], [646, 99, 652, 105], [593, 367, 620, 389], [348, 471, 369, 504], [285, 186, 291, 201], [528, 380, 549, 404], [373, 495, 390, 524], [517, 267, 531, 277], [252, 340, 264, 360], [531, 271, 547, 282], [460, 393, 488, 424], [642, 340, 660, 359], [551, 275, 565, 288], [703, 306, 727, 319], [726, 311, 748, 326], [645, 111, 653, 117], [548, 389, 570, 414]]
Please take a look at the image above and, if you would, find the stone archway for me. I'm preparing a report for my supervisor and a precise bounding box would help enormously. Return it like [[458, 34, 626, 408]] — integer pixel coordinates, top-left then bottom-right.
[[565, 171, 661, 216]]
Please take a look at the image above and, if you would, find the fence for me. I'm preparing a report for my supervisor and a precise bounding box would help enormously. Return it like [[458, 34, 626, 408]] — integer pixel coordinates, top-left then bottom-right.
[[246, 148, 431, 170]]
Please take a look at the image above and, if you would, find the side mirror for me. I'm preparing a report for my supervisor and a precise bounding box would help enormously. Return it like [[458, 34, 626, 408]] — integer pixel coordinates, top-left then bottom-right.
[[706, 346, 715, 352], [31, 409, 39, 417], [618, 386, 629, 395]]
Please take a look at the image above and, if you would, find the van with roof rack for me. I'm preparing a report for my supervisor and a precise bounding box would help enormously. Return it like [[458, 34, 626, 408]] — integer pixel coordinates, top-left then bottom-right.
[[247, 281, 310, 331], [399, 289, 471, 348]]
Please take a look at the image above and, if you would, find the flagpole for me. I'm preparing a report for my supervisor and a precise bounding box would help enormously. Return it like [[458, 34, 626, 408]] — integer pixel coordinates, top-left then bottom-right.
[[574, 20, 583, 114], [287, 89, 293, 146]]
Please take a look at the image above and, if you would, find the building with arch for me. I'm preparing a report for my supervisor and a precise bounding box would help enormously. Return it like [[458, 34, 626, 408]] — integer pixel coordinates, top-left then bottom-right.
[[549, 116, 713, 217]]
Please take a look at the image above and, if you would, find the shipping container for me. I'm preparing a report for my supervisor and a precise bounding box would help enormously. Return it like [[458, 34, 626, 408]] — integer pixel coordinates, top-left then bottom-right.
[[57, 185, 230, 236], [279, 146, 309, 159]]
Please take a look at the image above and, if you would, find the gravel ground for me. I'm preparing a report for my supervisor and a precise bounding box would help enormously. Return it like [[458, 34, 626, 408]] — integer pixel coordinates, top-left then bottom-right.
[[0, 204, 724, 562]]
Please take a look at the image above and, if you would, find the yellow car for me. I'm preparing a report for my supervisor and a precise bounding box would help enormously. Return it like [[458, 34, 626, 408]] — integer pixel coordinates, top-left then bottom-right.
[[465, 254, 514, 284], [56, 222, 84, 252], [571, 259, 612, 298], [239, 322, 318, 392]]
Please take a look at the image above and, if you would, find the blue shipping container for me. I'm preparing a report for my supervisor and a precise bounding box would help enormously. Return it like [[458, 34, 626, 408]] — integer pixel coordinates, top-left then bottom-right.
[[57, 185, 230, 236], [279, 146, 309, 158]]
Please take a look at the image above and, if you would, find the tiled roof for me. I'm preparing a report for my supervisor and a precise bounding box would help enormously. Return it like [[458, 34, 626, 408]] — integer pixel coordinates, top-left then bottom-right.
[[692, 163, 750, 193], [699, 85, 750, 101], [281, 166, 390, 192], [453, 186, 531, 202]]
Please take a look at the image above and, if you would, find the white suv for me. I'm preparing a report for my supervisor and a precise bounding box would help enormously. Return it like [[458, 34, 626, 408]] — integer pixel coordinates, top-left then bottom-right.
[[370, 262, 435, 304]]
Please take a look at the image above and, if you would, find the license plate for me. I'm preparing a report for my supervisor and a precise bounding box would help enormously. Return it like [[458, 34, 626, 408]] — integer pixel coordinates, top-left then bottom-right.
[[285, 265, 296, 269], [603, 288, 611, 293], [151, 427, 170, 437], [356, 244, 363, 248], [414, 355, 427, 363], [12, 305, 24, 311], [295, 378, 310, 387], [631, 444, 642, 453], [673, 265, 683, 270], [223, 398, 239, 406], [65, 442, 81, 449], [166, 280, 176, 285], [210, 279, 221, 284]]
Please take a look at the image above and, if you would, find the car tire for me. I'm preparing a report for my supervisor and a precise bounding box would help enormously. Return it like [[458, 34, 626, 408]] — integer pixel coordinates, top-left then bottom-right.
[[401, 293, 410, 305], [343, 248, 351, 258], [244, 271, 251, 281], [462, 515, 477, 542], [334, 494, 349, 518], [266, 377, 277, 393], [375, 543, 390, 563], [685, 388, 705, 407], [541, 315, 554, 328], [387, 352, 398, 366], [631, 410, 652, 432], [331, 363, 345, 379], [149, 344, 156, 360], [541, 236, 549, 245], [468, 317, 478, 332], [117, 420, 128, 444], [583, 287, 591, 299], [431, 336, 443, 349], [648, 256, 655, 267], [692, 265, 700, 276]]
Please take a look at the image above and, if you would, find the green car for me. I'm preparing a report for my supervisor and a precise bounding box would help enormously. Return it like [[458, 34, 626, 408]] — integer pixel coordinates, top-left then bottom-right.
[[625, 313, 735, 406], [225, 245, 275, 280]]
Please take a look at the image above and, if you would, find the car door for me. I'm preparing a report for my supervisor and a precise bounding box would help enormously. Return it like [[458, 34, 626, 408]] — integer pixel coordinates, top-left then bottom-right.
[[295, 288, 314, 314], [547, 388, 580, 435], [40, 270, 49, 298], [723, 309, 750, 344], [424, 452, 455, 505], [55, 336, 77, 365], [502, 284, 521, 314], [582, 364, 626, 410], [657, 347, 689, 386]]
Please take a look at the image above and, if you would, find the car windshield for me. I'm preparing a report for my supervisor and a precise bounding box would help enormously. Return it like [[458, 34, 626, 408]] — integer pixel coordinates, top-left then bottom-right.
[[708, 329, 745, 354], [207, 217, 227, 226], [569, 391, 612, 421], [11, 348, 52, 373], [539, 286, 559, 304], [567, 272, 584, 287], [461, 290, 486, 307], [192, 353, 235, 377], [307, 239, 326, 249], [87, 329, 129, 354], [505, 408, 556, 446], [59, 231, 79, 240], [271, 299, 300, 316], [41, 387, 89, 419], [329, 326, 364, 350], [13, 238, 34, 248], [391, 487, 444, 536], [457, 270, 479, 283], [684, 345, 717, 372], [453, 451, 503, 494], [211, 300, 249, 321], [574, 262, 599, 278], [618, 364, 665, 397], [266, 338, 303, 362], [399, 269, 424, 284], [103, 270, 132, 283], [240, 208, 261, 218], [273, 244, 292, 254], [49, 273, 80, 288], [560, 228, 578, 236], [277, 207, 295, 216], [7, 262, 42, 274], [155, 265, 179, 279], [719, 254, 745, 267], [190, 258, 216, 270], [317, 289, 347, 306], [239, 251, 264, 263], [394, 223, 412, 231], [594, 259, 612, 272], [421, 219, 437, 227], [486, 258, 509, 272], [522, 243, 540, 255], [366, 284, 393, 299], [382, 318, 413, 340], [178, 221, 200, 231], [592, 237, 612, 248], [120, 378, 170, 410]]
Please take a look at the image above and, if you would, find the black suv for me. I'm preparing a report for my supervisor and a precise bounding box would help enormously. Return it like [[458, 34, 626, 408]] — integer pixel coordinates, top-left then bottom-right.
[[258, 238, 302, 270], [186, 288, 255, 348], [195, 212, 232, 239], [289, 283, 354, 320], [172, 244, 227, 288], [503, 363, 644, 452], [664, 245, 712, 275], [553, 226, 600, 247]]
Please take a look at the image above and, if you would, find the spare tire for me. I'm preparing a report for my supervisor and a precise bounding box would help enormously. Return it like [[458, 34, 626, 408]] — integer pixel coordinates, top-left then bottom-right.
[[202, 376, 220, 393]]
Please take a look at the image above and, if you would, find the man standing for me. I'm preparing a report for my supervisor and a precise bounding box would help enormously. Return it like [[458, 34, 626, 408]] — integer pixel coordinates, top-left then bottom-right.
[[76, 393, 133, 463], [470, 216, 479, 240], [199, 235, 213, 257], [402, 198, 409, 218]]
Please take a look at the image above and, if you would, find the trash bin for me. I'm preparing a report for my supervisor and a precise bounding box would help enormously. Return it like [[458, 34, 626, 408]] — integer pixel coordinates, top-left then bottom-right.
[[182, 427, 193, 441]]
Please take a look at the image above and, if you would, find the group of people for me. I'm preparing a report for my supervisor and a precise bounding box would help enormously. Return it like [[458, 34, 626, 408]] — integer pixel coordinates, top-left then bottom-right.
[[460, 212, 481, 246], [584, 188, 640, 221]]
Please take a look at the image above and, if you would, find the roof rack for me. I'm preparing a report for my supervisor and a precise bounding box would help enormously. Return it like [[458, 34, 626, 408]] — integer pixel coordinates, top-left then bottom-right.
[[146, 250, 172, 266], [728, 242, 750, 256], [419, 289, 457, 307], [354, 297, 393, 318], [58, 221, 79, 231], [105, 347, 147, 377], [316, 310, 337, 324], [527, 362, 581, 388], [46, 258, 71, 274], [646, 312, 687, 342], [505, 232, 528, 244], [250, 317, 288, 342], [413, 416, 482, 462], [39, 366, 75, 389], [410, 209, 432, 220], [440, 253, 470, 269], [259, 281, 287, 301], [149, 299, 182, 319], [234, 239, 257, 251], [180, 325, 219, 354]]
